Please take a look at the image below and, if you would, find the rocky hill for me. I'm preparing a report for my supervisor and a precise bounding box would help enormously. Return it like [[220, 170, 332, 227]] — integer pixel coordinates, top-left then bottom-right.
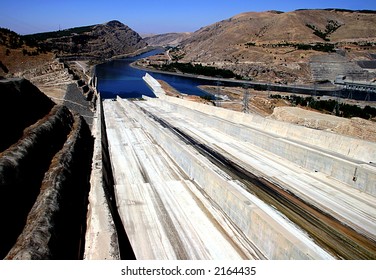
[[26, 20, 148, 60], [1, 21, 148, 77], [0, 21, 147, 108], [174, 9, 376, 84], [144, 32, 192, 47]]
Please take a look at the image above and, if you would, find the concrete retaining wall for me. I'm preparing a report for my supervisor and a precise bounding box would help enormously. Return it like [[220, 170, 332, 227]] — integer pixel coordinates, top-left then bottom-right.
[[158, 94, 375, 162], [142, 73, 165, 97], [143, 75, 376, 196], [90, 96, 135, 260], [84, 95, 120, 260], [144, 96, 376, 196], [144, 73, 374, 161]]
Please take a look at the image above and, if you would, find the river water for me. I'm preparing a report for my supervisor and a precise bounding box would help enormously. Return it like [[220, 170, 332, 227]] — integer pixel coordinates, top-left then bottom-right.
[[96, 49, 374, 101], [95, 49, 216, 99]]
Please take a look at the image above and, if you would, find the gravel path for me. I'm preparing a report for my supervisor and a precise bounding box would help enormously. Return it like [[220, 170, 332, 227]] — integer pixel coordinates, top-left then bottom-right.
[[63, 83, 94, 127]]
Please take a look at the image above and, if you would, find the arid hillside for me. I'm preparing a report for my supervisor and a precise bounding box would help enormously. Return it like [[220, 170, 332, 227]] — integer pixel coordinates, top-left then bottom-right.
[[174, 9, 376, 84], [144, 32, 192, 47]]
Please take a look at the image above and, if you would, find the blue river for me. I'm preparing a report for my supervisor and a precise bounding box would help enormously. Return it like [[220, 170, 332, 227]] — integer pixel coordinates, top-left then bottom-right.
[[95, 49, 217, 99]]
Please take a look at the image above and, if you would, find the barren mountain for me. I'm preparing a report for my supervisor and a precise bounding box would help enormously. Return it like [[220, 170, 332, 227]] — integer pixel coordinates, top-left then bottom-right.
[[144, 32, 192, 47], [175, 9, 376, 84]]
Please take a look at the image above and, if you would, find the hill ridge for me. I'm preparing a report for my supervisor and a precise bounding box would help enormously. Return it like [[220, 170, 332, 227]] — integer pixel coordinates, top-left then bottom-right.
[[173, 9, 376, 84]]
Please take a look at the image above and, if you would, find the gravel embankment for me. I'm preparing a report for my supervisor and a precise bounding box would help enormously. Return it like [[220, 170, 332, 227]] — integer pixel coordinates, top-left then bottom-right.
[[63, 83, 94, 127]]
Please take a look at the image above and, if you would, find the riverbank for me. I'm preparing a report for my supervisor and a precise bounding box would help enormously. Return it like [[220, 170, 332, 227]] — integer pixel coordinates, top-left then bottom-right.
[[80, 46, 159, 82], [130, 60, 347, 97], [130, 61, 244, 84]]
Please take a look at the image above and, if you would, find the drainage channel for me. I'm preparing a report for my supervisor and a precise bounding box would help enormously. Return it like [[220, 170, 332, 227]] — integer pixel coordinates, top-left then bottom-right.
[[139, 106, 376, 260]]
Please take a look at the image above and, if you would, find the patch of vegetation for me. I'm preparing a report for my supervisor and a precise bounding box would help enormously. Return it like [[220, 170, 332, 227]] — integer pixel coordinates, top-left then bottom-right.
[[269, 10, 284, 14], [355, 41, 376, 47], [155, 62, 242, 79], [23, 25, 95, 42], [201, 94, 215, 101], [0, 28, 50, 54], [0, 28, 24, 48], [270, 94, 376, 120], [245, 42, 256, 47], [323, 9, 376, 14], [306, 20, 342, 41], [306, 24, 328, 41], [265, 41, 335, 52], [296, 43, 335, 52]]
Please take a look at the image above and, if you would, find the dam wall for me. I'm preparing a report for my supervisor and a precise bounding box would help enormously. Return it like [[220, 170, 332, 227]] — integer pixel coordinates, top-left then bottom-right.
[[143, 74, 376, 196], [117, 97, 333, 259]]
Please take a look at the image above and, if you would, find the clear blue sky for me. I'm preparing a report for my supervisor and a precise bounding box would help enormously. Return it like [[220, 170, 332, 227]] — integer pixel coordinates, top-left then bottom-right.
[[1, 0, 375, 35]]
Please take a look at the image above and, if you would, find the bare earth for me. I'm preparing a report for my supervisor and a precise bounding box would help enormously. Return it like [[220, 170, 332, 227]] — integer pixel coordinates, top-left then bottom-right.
[[269, 106, 376, 142]]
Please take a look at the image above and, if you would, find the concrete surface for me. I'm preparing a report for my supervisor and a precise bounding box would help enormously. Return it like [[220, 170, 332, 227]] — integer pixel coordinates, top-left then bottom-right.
[[84, 96, 120, 260], [102, 97, 336, 259], [103, 98, 253, 259], [89, 74, 376, 259]]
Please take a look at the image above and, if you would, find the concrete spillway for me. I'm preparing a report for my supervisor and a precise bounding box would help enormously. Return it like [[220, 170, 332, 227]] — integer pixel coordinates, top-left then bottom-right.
[[3, 76, 375, 260], [98, 74, 376, 259]]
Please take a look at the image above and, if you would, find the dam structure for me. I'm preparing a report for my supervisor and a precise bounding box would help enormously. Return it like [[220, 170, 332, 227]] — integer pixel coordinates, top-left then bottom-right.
[[1, 74, 376, 260], [84, 73, 376, 260]]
